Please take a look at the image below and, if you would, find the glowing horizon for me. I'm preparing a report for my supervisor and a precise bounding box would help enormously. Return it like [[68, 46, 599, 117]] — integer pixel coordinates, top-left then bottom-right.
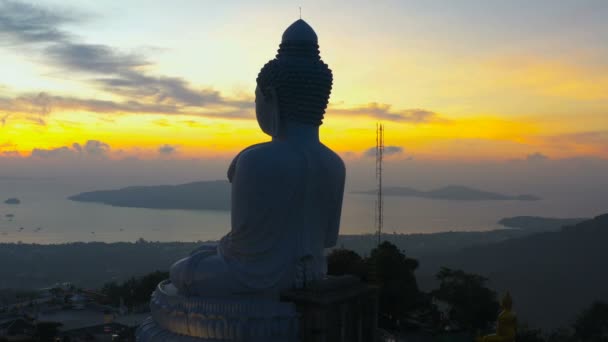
[[1, 0, 607, 161]]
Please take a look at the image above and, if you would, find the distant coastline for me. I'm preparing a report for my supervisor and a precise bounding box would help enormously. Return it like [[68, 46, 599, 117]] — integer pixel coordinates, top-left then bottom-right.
[[68, 182, 542, 213], [354, 185, 541, 201], [69, 180, 230, 211]]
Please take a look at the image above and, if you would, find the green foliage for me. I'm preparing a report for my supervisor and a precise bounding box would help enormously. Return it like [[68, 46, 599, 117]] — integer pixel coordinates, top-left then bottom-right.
[[546, 328, 576, 342], [573, 301, 608, 342], [368, 241, 421, 319], [431, 267, 499, 331], [327, 242, 423, 329], [517, 324, 545, 342], [327, 248, 367, 279], [101, 270, 168, 307], [35, 321, 63, 342], [0, 241, 197, 289]]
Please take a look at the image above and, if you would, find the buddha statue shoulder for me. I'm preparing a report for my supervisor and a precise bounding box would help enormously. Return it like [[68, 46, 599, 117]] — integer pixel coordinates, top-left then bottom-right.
[[478, 292, 518, 342], [169, 19, 345, 298]]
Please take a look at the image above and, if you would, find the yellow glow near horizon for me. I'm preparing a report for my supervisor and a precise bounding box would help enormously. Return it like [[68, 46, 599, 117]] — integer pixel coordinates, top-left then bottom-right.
[[4, 106, 604, 161], [1, 2, 607, 162]]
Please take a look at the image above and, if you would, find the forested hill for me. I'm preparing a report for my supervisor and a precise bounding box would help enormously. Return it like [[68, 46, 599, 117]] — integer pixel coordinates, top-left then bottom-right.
[[1, 214, 604, 330], [419, 213, 608, 330], [0, 241, 200, 289], [0, 216, 582, 290]]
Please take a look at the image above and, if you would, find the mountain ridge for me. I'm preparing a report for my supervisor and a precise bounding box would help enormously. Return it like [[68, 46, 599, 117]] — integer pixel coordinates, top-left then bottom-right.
[[419, 213, 608, 330]]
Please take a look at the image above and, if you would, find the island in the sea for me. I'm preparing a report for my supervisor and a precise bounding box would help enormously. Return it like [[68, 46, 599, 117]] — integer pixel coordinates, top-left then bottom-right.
[[355, 185, 541, 201], [69, 180, 230, 211], [4, 198, 21, 205], [70, 182, 542, 211]]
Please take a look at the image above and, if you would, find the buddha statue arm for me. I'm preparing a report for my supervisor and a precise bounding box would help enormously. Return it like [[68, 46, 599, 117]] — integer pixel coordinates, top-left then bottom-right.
[[324, 157, 345, 247], [222, 144, 306, 264], [227, 142, 270, 183]]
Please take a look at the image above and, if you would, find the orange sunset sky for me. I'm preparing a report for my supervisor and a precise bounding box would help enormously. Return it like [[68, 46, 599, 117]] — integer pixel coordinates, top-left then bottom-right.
[[1, 0, 607, 162]]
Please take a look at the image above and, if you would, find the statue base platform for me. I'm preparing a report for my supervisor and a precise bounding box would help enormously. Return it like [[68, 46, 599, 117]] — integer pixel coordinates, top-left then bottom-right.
[[136, 280, 299, 341], [280, 275, 379, 342]]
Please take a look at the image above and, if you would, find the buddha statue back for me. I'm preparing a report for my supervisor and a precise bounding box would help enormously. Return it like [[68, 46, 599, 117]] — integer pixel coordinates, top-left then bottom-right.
[[139, 19, 348, 342], [168, 18, 344, 298]]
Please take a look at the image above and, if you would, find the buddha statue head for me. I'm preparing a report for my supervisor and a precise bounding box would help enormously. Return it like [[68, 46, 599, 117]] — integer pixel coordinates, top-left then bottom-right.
[[255, 19, 333, 137]]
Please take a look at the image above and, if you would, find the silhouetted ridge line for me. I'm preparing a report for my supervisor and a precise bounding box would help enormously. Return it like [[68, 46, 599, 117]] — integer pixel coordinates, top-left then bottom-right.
[[421, 212, 608, 330]]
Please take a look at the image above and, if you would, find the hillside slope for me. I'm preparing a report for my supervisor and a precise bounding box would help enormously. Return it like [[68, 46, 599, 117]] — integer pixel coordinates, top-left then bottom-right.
[[419, 213, 608, 330]]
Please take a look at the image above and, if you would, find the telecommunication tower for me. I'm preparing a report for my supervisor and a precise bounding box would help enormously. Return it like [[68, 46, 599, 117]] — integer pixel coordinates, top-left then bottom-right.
[[375, 123, 384, 246]]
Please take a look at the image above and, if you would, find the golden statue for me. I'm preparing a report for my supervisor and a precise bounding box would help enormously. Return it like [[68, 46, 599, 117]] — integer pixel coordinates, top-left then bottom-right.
[[477, 292, 517, 342]]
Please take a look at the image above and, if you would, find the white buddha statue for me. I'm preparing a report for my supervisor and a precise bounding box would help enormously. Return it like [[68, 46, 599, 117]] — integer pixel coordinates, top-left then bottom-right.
[[169, 19, 345, 299]]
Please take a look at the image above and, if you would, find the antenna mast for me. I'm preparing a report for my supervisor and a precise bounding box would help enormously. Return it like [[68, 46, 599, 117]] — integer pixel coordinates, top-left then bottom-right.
[[375, 123, 384, 246]]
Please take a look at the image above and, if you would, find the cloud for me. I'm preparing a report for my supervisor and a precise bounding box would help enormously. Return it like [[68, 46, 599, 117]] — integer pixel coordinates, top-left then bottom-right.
[[158, 144, 177, 155], [83, 140, 110, 156], [0, 92, 253, 119], [562, 131, 608, 145], [526, 152, 549, 162], [364, 145, 404, 157], [0, 1, 75, 44], [1, 151, 20, 157], [0, 1, 250, 118], [330, 103, 444, 123], [541, 131, 608, 155], [30, 140, 111, 159], [95, 72, 224, 107], [31, 146, 75, 159], [0, 143, 19, 157], [1, 114, 9, 126], [46, 42, 226, 108], [0, 1, 439, 126], [46, 43, 147, 74], [385, 146, 405, 156], [153, 119, 171, 127], [44, 42, 226, 107], [1, 93, 54, 124]]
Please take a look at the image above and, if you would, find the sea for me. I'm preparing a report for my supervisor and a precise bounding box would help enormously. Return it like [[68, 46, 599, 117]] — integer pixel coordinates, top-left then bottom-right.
[[0, 178, 605, 244]]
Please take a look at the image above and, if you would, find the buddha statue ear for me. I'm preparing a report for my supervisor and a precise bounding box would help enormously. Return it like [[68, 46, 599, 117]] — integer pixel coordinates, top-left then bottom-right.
[[255, 85, 281, 137]]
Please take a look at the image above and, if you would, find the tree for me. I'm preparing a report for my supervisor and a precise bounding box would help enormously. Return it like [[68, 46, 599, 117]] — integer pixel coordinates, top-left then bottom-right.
[[327, 248, 368, 279], [431, 267, 499, 332], [367, 241, 421, 328], [328, 244, 428, 330], [573, 301, 608, 342], [35, 321, 63, 342], [517, 325, 545, 342], [546, 328, 575, 342], [101, 270, 168, 307]]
